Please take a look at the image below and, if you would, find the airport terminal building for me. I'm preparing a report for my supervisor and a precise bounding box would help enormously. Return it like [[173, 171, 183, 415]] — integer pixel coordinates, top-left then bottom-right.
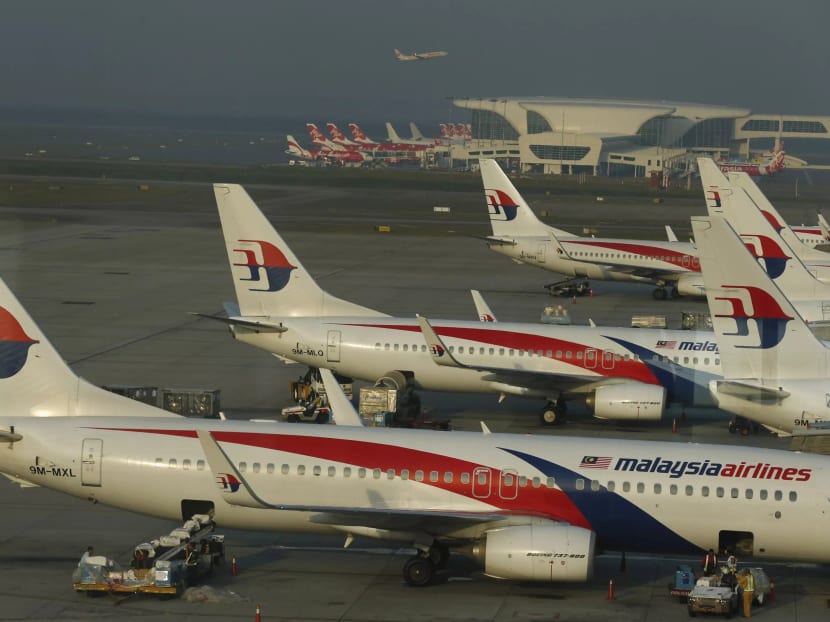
[[449, 96, 830, 176]]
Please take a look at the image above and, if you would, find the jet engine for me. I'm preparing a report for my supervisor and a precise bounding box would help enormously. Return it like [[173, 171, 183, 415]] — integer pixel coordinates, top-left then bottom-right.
[[675, 272, 705, 297], [471, 525, 595, 582], [585, 383, 666, 420]]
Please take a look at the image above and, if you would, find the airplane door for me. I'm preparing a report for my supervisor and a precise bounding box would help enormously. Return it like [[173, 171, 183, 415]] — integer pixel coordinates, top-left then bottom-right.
[[601, 350, 614, 370], [499, 469, 519, 500], [585, 349, 598, 369], [472, 467, 492, 498], [327, 330, 341, 363], [537, 245, 546, 264], [81, 438, 103, 487]]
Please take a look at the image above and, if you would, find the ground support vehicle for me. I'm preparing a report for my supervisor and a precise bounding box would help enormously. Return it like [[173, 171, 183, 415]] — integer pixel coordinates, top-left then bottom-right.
[[73, 515, 225, 597], [687, 576, 738, 618], [545, 278, 591, 297], [280, 402, 331, 424], [668, 564, 697, 601]]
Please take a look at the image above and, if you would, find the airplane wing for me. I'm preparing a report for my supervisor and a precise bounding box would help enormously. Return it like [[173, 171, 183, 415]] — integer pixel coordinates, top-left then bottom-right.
[[196, 429, 513, 534], [416, 316, 623, 394]]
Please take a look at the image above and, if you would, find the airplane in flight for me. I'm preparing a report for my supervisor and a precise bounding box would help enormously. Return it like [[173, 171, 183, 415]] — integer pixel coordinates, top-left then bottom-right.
[[201, 183, 735, 426], [285, 135, 370, 167], [479, 159, 704, 300], [693, 211, 830, 435], [3, 277, 830, 586], [394, 48, 448, 61], [717, 147, 785, 177]]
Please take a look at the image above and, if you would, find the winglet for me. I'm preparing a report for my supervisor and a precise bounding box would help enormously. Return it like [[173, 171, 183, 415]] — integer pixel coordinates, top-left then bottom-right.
[[196, 430, 268, 509], [416, 315, 465, 368], [480, 421, 492, 434], [665, 225, 679, 243], [471, 290, 497, 322], [318, 368, 364, 427]]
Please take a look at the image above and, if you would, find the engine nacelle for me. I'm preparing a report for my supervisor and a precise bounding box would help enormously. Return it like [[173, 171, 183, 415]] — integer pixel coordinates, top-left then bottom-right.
[[675, 272, 705, 297], [472, 525, 595, 582], [586, 383, 666, 420]]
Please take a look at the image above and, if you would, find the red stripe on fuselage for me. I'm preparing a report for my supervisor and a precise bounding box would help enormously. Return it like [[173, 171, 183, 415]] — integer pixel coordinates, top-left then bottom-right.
[[341, 324, 660, 385], [564, 240, 700, 272]]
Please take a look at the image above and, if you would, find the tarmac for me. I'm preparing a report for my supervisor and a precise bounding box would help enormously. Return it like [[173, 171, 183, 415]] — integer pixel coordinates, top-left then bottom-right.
[[0, 179, 829, 620]]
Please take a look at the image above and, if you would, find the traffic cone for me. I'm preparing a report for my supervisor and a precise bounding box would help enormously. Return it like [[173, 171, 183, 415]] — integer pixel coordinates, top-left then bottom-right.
[[572, 295, 576, 304], [769, 579, 775, 601], [255, 603, 262, 622], [589, 289, 593, 297], [672, 418, 677, 433], [231, 556, 238, 576], [607, 578, 615, 600]]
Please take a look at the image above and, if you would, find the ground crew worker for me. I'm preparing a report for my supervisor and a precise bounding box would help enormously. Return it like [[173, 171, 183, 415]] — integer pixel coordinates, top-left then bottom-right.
[[738, 568, 755, 617], [726, 553, 738, 573], [702, 548, 718, 575], [79, 546, 94, 565]]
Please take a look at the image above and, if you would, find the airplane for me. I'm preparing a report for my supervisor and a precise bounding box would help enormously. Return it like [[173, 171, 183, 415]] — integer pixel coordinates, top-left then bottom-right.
[[324, 123, 430, 165], [2, 282, 830, 587], [307, 123, 352, 152], [285, 135, 370, 167], [348, 123, 377, 146], [692, 212, 830, 435], [698, 159, 830, 284], [326, 123, 362, 148], [440, 123, 471, 143], [717, 147, 785, 177], [479, 159, 705, 300], [385, 122, 436, 147], [200, 183, 734, 426], [394, 49, 448, 62], [724, 170, 830, 252]]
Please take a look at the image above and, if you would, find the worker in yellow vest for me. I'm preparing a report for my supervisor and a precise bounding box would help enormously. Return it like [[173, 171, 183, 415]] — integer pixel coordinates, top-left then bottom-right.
[[738, 568, 755, 617]]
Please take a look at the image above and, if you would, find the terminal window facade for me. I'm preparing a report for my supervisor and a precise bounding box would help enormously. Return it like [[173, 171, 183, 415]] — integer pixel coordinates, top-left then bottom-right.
[[782, 120, 827, 134], [471, 110, 519, 141], [526, 110, 553, 134], [676, 118, 734, 148], [529, 145, 591, 161], [741, 119, 780, 132], [637, 117, 671, 146]]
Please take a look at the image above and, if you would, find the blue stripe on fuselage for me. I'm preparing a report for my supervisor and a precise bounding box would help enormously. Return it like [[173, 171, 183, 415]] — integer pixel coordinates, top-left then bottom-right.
[[501, 447, 699, 554], [603, 336, 715, 405]]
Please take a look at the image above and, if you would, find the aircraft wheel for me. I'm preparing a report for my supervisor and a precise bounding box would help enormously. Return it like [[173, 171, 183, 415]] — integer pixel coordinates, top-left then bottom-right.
[[287, 414, 300, 423], [541, 408, 558, 426], [653, 287, 668, 301], [403, 556, 434, 587]]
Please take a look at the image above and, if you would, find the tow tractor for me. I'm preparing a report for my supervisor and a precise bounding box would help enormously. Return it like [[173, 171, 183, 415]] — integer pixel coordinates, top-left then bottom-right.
[[73, 514, 225, 597], [544, 278, 591, 297]]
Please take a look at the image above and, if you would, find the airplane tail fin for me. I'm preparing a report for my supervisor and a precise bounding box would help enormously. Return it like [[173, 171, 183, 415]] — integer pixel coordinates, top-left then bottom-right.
[[385, 122, 402, 143], [306, 123, 335, 148], [285, 135, 308, 158], [439, 124, 450, 138], [394, 49, 402, 59], [348, 123, 370, 143], [479, 159, 570, 239], [692, 215, 829, 381], [819, 212, 830, 242], [213, 184, 386, 318], [0, 279, 179, 417], [409, 122, 425, 141], [326, 122, 349, 144]]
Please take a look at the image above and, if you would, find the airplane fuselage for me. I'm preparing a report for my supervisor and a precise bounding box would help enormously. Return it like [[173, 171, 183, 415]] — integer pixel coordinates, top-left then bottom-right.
[[2, 416, 828, 564], [231, 316, 721, 409]]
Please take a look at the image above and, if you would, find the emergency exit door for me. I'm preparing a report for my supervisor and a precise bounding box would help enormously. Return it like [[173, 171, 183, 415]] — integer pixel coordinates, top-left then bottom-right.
[[327, 330, 342, 362], [81, 438, 103, 487]]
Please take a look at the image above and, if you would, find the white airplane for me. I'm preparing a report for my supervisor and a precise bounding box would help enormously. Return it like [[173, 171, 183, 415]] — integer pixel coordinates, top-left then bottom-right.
[[698, 158, 830, 325], [203, 183, 730, 426], [693, 213, 830, 435], [479, 159, 704, 300], [3, 279, 830, 586], [385, 122, 436, 146], [394, 49, 448, 61]]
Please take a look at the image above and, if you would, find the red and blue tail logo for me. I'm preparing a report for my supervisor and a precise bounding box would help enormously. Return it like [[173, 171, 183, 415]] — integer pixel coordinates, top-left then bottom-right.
[[705, 189, 722, 209], [216, 473, 241, 493], [760, 210, 785, 233], [714, 285, 793, 349], [484, 189, 519, 222], [233, 239, 296, 292], [741, 234, 790, 279], [0, 307, 39, 379], [429, 344, 445, 357]]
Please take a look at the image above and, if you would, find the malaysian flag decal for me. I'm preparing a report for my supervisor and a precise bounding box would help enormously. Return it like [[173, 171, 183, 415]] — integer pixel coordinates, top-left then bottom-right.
[[580, 456, 612, 469], [656, 340, 677, 349]]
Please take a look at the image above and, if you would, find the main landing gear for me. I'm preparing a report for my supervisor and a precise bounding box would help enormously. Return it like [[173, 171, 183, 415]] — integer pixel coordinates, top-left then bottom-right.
[[652, 285, 679, 300], [541, 398, 567, 426], [402, 543, 450, 587]]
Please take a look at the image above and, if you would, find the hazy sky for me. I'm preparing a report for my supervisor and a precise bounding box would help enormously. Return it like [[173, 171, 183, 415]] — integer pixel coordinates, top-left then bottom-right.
[[2, 0, 829, 126]]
